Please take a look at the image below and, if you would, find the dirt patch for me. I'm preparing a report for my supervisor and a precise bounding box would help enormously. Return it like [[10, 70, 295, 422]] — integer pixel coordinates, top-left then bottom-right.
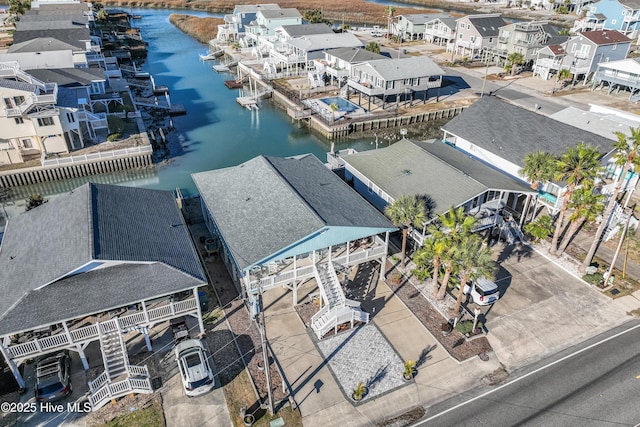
[[377, 406, 426, 427], [480, 367, 509, 386]]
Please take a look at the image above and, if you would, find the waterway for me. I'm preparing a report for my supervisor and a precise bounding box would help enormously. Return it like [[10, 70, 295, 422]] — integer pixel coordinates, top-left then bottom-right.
[[3, 8, 378, 211]]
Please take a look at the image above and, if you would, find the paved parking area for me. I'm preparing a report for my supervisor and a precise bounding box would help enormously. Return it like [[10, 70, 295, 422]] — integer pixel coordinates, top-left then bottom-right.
[[483, 244, 631, 370]]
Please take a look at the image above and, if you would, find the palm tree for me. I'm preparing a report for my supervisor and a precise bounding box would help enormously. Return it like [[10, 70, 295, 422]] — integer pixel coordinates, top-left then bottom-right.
[[386, 6, 396, 38], [454, 238, 496, 314], [556, 184, 605, 255], [550, 143, 603, 254], [434, 207, 477, 300], [427, 229, 448, 290], [521, 150, 556, 190], [365, 41, 381, 54], [329, 102, 339, 121], [581, 127, 640, 272], [384, 195, 428, 268], [507, 52, 525, 75], [523, 214, 553, 243]]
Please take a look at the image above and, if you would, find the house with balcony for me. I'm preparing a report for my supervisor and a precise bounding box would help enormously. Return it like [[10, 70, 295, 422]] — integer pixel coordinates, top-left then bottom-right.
[[573, 0, 640, 39], [0, 183, 208, 411], [592, 57, 640, 99], [315, 47, 387, 87], [245, 8, 302, 47], [566, 30, 631, 81], [533, 44, 567, 80], [454, 14, 506, 58], [0, 61, 116, 165], [217, 3, 281, 42], [424, 15, 457, 47], [269, 32, 363, 77], [333, 138, 536, 246], [346, 55, 444, 111], [192, 154, 396, 339], [260, 22, 334, 61], [485, 21, 567, 66], [393, 13, 452, 41], [441, 96, 616, 215]]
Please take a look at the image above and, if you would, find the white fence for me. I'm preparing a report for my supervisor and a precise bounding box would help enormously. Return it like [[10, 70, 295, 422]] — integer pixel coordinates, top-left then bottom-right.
[[42, 145, 153, 167]]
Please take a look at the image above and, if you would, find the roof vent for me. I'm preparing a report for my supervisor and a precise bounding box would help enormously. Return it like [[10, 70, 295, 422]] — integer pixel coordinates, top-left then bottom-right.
[[401, 169, 412, 176]]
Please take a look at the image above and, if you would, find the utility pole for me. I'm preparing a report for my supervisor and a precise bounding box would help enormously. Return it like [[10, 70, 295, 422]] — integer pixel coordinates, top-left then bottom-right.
[[603, 206, 634, 286], [480, 61, 490, 97], [256, 289, 274, 415]]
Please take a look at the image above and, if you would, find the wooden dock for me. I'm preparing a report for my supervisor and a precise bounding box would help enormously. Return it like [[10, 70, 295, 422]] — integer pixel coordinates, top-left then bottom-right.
[[169, 104, 187, 116], [236, 97, 258, 110], [224, 80, 243, 89]]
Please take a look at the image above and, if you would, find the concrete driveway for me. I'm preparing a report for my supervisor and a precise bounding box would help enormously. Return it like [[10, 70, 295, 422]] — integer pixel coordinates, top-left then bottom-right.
[[482, 244, 631, 370], [160, 374, 230, 427]]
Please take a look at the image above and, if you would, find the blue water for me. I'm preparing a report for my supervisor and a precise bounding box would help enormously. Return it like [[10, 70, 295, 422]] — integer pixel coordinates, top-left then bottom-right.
[[4, 8, 375, 205], [320, 97, 362, 113]]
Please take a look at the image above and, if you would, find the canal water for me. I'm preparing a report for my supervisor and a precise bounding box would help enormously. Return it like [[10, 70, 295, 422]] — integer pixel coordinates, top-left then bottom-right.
[[3, 8, 377, 211]]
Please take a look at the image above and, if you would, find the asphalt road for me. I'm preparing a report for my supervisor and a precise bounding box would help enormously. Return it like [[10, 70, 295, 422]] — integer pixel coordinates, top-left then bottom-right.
[[416, 320, 640, 427], [440, 67, 583, 116]]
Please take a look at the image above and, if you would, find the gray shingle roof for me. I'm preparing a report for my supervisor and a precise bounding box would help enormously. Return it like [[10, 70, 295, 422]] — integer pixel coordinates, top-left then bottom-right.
[[442, 97, 615, 166], [620, 0, 640, 9], [27, 68, 105, 87], [279, 23, 334, 37], [355, 56, 444, 81], [12, 28, 90, 50], [400, 13, 451, 25], [324, 47, 387, 63], [342, 139, 534, 215], [288, 33, 363, 53], [7, 37, 81, 53], [0, 263, 199, 335], [0, 78, 38, 93], [467, 15, 507, 37], [16, 19, 87, 31], [0, 183, 206, 335], [259, 8, 301, 19], [192, 155, 394, 270]]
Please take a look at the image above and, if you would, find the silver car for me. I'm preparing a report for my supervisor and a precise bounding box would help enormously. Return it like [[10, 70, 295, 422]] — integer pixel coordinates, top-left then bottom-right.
[[174, 339, 215, 397]]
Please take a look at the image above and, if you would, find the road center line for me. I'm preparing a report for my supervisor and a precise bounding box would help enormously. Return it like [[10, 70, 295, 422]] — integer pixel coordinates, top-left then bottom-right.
[[414, 321, 640, 426]]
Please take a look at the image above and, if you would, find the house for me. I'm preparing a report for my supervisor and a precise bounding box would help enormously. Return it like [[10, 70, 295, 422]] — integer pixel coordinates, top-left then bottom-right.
[[484, 21, 567, 66], [424, 15, 457, 47], [533, 30, 631, 82], [393, 13, 451, 41], [336, 138, 537, 246], [217, 3, 281, 42], [245, 8, 302, 46], [0, 183, 208, 410], [441, 96, 615, 214], [346, 55, 444, 110], [270, 32, 362, 77], [192, 154, 396, 339], [1, 37, 89, 69], [566, 30, 631, 81], [533, 44, 567, 80], [316, 47, 387, 87], [572, 0, 640, 39], [454, 14, 506, 58], [591, 57, 640, 99]]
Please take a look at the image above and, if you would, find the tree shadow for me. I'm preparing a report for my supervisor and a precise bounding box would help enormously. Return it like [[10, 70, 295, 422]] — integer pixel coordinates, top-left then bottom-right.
[[415, 344, 437, 368]]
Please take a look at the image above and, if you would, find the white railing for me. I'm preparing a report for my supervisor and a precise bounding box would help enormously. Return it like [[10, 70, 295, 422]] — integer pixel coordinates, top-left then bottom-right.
[[89, 365, 152, 411], [8, 298, 197, 360], [41, 145, 152, 167], [89, 371, 109, 393], [311, 305, 330, 326]]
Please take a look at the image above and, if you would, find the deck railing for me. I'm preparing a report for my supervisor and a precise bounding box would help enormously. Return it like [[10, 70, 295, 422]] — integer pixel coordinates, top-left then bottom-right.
[[8, 297, 198, 359], [89, 365, 152, 411]]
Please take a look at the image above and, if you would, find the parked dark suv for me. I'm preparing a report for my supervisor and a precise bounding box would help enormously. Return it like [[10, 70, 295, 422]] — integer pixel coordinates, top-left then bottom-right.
[[35, 351, 72, 402]]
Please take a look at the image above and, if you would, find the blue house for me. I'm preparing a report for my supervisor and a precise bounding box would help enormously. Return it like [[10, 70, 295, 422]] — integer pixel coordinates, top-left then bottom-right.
[[192, 154, 397, 339], [217, 4, 281, 42], [575, 0, 640, 39]]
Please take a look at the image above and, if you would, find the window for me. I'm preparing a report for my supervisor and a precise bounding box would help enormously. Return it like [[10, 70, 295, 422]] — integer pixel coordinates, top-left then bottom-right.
[[489, 37, 493, 43], [66, 112, 75, 123], [90, 82, 102, 94], [368, 181, 373, 194], [467, 24, 470, 29], [21, 139, 32, 149], [37, 117, 54, 127], [14, 117, 24, 124]]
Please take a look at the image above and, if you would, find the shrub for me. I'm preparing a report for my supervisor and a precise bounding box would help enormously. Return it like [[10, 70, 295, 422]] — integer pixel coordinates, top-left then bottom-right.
[[454, 320, 483, 335], [412, 268, 431, 281], [583, 272, 604, 286], [107, 133, 122, 142]]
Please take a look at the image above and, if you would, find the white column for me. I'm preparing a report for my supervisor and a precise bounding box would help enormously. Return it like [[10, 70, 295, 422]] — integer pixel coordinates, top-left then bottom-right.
[[346, 240, 351, 265], [76, 343, 89, 370], [0, 340, 25, 389], [293, 255, 297, 280], [328, 245, 332, 264], [293, 281, 298, 306], [193, 288, 205, 335], [381, 231, 390, 277], [141, 300, 150, 324], [143, 328, 152, 352], [62, 321, 73, 345]]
